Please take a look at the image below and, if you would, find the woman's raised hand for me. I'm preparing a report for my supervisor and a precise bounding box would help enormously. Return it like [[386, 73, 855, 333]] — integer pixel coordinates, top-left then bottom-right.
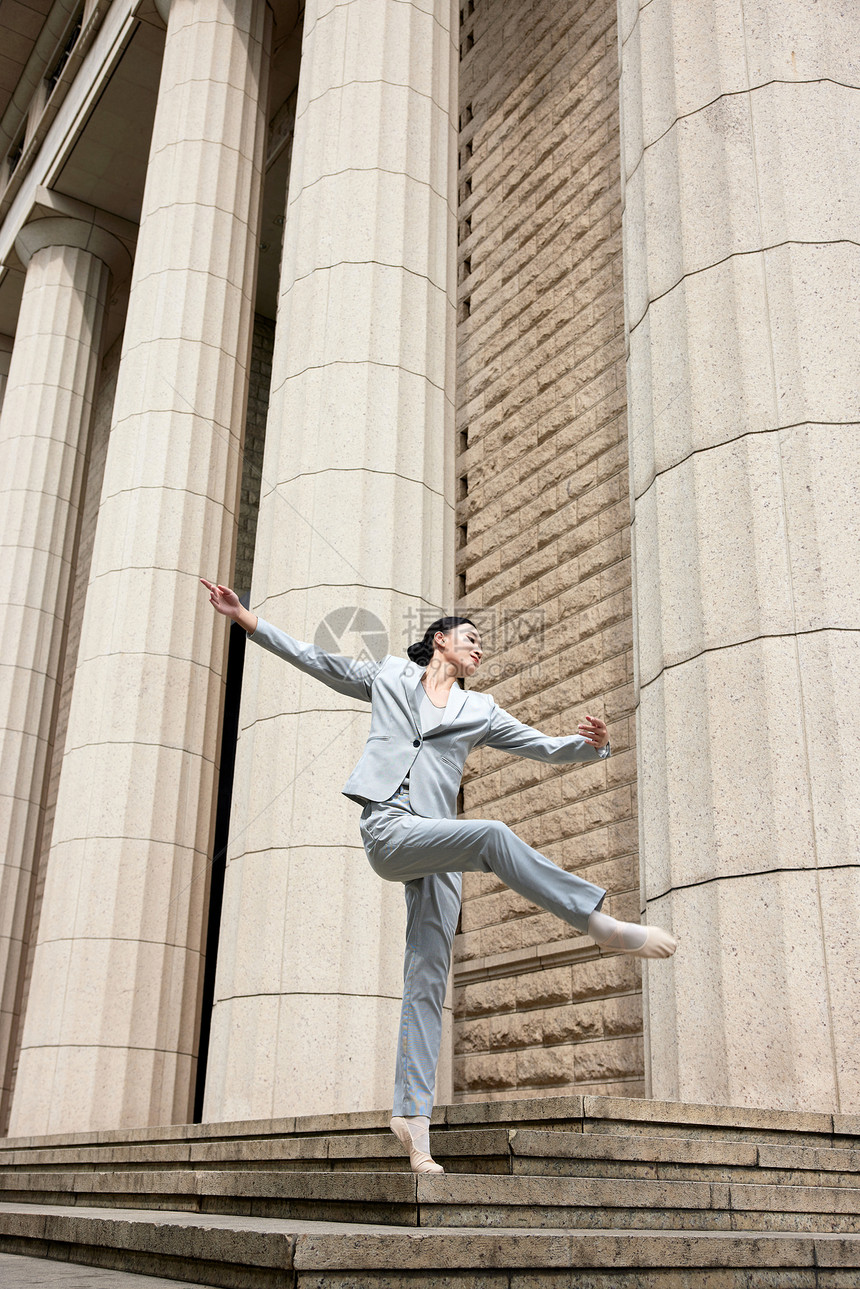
[[200, 578, 241, 617], [200, 578, 259, 635], [578, 713, 609, 749]]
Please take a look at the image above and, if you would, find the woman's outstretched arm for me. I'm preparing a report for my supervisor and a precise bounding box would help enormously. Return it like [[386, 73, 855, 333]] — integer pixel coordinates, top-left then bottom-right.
[[200, 578, 387, 703], [475, 698, 610, 763]]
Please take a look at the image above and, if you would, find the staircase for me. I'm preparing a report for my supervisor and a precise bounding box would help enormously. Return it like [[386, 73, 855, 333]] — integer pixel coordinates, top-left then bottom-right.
[[1, 1094, 858, 1285]]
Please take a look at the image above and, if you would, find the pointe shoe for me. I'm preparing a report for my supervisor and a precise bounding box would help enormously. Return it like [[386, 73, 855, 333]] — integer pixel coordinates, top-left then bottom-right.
[[635, 925, 677, 958], [390, 1117, 445, 1174], [601, 923, 678, 959]]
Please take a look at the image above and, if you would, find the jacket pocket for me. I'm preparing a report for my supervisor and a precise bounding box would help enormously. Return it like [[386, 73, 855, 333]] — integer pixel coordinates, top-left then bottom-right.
[[366, 733, 390, 740], [438, 752, 461, 770]]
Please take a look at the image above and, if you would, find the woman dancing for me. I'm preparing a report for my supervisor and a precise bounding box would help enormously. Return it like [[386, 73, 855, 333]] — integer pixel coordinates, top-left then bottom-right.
[[201, 580, 677, 1173]]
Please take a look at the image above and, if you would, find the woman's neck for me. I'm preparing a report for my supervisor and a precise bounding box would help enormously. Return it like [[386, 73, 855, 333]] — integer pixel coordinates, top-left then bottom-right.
[[421, 660, 458, 704], [421, 682, 449, 708]]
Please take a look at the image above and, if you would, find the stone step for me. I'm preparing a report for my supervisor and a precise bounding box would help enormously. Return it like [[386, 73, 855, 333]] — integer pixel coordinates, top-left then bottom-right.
[[3, 1127, 860, 1193], [510, 1128, 860, 1186], [3, 1096, 857, 1284], [1, 1202, 859, 1289], [3, 1095, 856, 1163], [459, 1094, 860, 1149], [2, 1167, 860, 1232]]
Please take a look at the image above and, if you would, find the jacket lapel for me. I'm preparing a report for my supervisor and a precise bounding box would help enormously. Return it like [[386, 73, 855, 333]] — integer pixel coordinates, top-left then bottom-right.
[[403, 662, 469, 734]]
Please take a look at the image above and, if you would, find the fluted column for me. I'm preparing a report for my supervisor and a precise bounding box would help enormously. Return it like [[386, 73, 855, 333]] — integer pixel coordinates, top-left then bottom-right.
[[0, 336, 12, 411], [620, 0, 860, 1111], [203, 0, 458, 1120], [8, 0, 271, 1135], [0, 220, 126, 1125]]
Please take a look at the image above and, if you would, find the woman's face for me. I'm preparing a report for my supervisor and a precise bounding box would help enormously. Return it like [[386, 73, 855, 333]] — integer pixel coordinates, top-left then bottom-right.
[[433, 623, 484, 678]]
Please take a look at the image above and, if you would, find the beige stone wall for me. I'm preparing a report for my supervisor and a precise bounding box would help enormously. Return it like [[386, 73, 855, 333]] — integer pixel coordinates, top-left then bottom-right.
[[452, 0, 643, 1100]]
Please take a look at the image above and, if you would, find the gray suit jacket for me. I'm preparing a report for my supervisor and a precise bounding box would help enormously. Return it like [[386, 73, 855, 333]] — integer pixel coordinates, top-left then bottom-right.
[[249, 617, 611, 819]]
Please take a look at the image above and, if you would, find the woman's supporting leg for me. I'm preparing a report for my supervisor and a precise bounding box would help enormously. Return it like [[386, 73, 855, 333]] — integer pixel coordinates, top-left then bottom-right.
[[393, 870, 462, 1118]]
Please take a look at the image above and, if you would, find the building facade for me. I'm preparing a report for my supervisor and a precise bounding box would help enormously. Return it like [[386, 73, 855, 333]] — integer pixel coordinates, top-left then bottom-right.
[[0, 0, 857, 1138]]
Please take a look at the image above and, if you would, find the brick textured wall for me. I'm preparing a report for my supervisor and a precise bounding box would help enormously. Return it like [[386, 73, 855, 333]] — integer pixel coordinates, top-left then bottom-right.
[[452, 0, 643, 1100]]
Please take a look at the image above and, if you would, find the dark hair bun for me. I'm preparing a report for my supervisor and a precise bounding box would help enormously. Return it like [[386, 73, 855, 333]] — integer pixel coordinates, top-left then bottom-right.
[[406, 616, 477, 666], [407, 638, 434, 665]]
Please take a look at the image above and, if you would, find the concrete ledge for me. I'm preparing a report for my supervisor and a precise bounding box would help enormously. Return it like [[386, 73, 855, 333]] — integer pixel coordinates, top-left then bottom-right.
[[1, 1092, 851, 1156], [582, 1095, 837, 1138], [1, 1169, 859, 1233], [4, 1127, 860, 1183], [2, 1203, 860, 1287]]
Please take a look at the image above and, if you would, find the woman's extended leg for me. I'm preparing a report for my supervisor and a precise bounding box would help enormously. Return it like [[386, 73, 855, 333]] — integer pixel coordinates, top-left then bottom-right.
[[362, 808, 605, 933], [361, 805, 677, 957]]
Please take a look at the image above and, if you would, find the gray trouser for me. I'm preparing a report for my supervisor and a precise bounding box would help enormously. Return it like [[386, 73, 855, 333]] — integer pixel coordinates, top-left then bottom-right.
[[359, 781, 607, 1117]]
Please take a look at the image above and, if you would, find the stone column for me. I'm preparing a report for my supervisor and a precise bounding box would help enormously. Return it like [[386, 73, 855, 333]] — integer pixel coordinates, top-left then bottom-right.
[[0, 335, 12, 411], [203, 0, 458, 1120], [620, 0, 860, 1111], [8, 0, 271, 1135], [0, 219, 126, 1124]]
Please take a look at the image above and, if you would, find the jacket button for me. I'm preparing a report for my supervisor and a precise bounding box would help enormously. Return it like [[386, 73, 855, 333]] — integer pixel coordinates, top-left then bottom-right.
[[413, 739, 420, 747]]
